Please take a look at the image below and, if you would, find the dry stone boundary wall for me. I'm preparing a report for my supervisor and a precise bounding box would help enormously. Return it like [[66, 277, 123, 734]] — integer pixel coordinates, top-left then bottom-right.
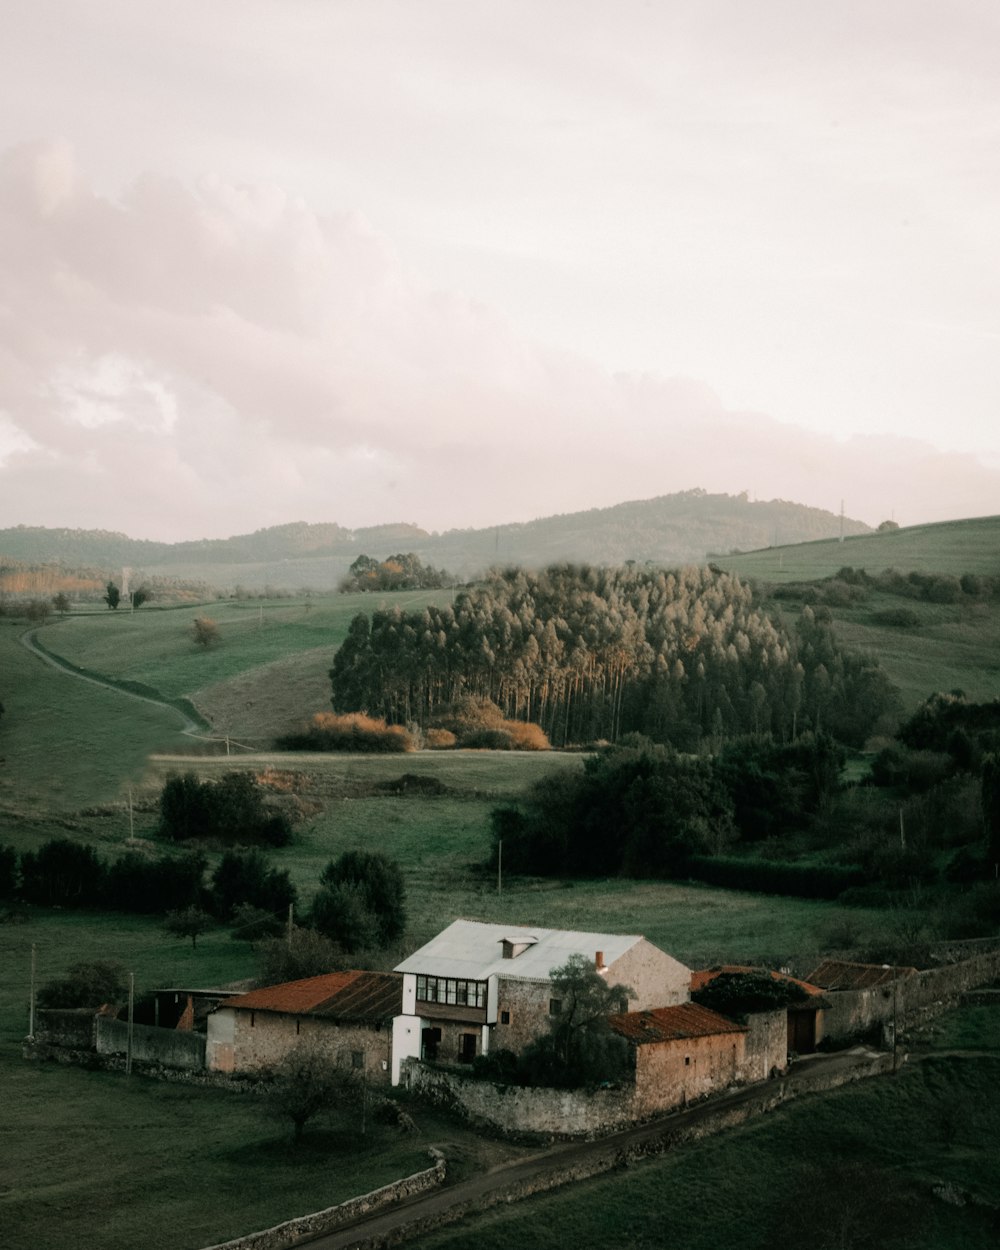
[[201, 1149, 446, 1250]]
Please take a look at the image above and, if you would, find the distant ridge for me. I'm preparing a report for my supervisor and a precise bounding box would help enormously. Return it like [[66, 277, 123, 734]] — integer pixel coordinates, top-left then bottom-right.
[[0, 490, 870, 590]]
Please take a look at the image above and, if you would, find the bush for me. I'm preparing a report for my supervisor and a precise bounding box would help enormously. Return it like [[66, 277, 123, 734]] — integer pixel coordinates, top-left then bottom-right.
[[685, 855, 864, 900], [209, 848, 296, 920], [871, 607, 921, 628], [159, 771, 293, 846], [103, 850, 207, 914], [317, 850, 406, 946], [37, 959, 128, 1008], [424, 727, 457, 750], [277, 712, 415, 753]]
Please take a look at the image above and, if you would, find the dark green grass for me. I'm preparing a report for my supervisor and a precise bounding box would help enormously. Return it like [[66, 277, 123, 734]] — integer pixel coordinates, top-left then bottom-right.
[[412, 1051, 1000, 1250], [0, 621, 191, 813], [0, 911, 427, 1250], [32, 589, 454, 701], [717, 514, 1000, 583]]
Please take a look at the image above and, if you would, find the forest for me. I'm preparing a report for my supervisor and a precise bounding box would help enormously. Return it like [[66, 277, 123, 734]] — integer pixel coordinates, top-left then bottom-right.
[[329, 563, 899, 748]]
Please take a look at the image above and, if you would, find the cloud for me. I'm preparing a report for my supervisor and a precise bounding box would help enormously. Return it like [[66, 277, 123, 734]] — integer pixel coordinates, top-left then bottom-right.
[[0, 140, 997, 541]]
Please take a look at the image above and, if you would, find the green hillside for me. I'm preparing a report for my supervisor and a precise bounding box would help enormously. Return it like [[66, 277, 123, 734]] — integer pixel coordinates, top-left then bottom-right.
[[716, 514, 1000, 582]]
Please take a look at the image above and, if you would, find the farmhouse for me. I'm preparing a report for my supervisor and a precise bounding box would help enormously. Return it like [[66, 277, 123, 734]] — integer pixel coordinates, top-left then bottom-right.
[[206, 969, 401, 1084], [391, 918, 691, 1084]]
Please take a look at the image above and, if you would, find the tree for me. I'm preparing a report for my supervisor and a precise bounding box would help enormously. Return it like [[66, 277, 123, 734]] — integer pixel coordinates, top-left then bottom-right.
[[0, 844, 16, 898], [982, 753, 1000, 869], [255, 926, 343, 985], [267, 1042, 361, 1143], [229, 902, 285, 941], [310, 881, 382, 952], [519, 954, 634, 1088], [104, 582, 121, 610], [130, 586, 151, 610], [25, 599, 51, 623], [52, 592, 71, 615], [318, 851, 406, 946], [209, 847, 296, 920], [20, 838, 105, 907], [692, 971, 809, 1022], [192, 616, 219, 647], [37, 959, 128, 1008], [163, 905, 214, 948]]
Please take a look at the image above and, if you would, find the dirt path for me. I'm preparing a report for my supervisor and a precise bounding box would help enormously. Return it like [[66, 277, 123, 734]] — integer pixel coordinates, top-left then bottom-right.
[[19, 626, 206, 738], [297, 1047, 884, 1250]]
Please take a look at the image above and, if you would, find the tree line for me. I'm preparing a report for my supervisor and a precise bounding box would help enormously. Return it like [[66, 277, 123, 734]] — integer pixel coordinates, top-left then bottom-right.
[[330, 563, 899, 748]]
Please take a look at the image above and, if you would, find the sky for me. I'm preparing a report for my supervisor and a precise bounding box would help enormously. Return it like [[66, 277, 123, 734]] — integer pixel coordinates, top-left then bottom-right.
[[1, 0, 998, 541]]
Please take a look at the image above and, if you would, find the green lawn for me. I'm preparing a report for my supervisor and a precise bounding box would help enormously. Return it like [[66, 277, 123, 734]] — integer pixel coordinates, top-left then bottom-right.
[[413, 1048, 1000, 1250]]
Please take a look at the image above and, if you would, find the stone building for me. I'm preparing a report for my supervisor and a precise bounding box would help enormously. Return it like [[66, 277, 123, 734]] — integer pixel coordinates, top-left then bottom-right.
[[609, 1001, 749, 1113], [391, 918, 691, 1084], [691, 964, 828, 1055], [206, 969, 401, 1084]]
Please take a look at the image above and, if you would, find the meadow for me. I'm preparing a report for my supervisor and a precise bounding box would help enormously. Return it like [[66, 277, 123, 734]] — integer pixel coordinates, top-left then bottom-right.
[[717, 513, 1000, 583], [411, 1046, 1000, 1250]]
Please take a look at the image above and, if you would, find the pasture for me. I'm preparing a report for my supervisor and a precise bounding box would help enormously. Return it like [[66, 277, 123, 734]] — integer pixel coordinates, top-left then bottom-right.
[[717, 513, 1000, 583]]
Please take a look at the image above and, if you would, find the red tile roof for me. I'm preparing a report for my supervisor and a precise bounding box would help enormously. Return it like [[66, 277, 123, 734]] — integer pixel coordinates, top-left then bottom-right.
[[218, 970, 401, 1021], [805, 960, 917, 991], [609, 1002, 747, 1045], [691, 964, 825, 997]]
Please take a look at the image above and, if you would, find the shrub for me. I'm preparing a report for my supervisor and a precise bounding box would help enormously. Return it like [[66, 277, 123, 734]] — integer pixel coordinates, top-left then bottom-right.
[[871, 607, 921, 627], [159, 771, 293, 845], [424, 727, 457, 750], [505, 721, 551, 751], [277, 712, 415, 753], [37, 959, 128, 1008], [104, 850, 207, 914]]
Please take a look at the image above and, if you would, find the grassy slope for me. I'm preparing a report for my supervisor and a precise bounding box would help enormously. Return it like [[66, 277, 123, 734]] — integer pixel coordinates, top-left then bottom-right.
[[716, 513, 1000, 582], [712, 516, 1000, 714], [412, 1048, 1000, 1250]]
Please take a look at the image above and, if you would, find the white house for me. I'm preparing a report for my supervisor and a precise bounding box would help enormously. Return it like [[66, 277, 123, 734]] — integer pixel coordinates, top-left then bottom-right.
[[390, 918, 691, 1084]]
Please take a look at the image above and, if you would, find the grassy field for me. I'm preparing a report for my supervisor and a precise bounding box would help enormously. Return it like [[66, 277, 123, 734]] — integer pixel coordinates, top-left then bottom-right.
[[0, 910, 431, 1250], [411, 1045, 1000, 1250], [716, 513, 1000, 583]]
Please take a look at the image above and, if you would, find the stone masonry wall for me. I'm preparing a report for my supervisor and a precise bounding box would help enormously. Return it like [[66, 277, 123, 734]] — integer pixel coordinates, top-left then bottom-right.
[[609, 939, 690, 1010], [222, 1009, 392, 1083], [201, 1150, 446, 1250], [97, 1017, 206, 1070]]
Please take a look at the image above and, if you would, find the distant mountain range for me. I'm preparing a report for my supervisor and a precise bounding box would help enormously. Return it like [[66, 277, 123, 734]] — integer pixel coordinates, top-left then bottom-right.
[[0, 491, 871, 592]]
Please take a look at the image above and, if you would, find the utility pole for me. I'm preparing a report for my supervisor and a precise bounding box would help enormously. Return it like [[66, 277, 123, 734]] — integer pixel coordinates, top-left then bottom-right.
[[497, 840, 502, 898], [126, 972, 135, 1076], [287, 903, 294, 948], [28, 943, 36, 1040]]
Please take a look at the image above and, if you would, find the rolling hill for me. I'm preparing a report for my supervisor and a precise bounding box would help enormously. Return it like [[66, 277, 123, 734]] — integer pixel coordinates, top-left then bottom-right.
[[0, 490, 869, 592]]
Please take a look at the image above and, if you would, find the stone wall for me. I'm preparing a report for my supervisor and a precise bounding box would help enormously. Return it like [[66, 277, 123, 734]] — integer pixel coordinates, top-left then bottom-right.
[[631, 1030, 743, 1118], [33, 1008, 96, 1049], [97, 1017, 206, 1070], [404, 1060, 635, 1136], [201, 1150, 446, 1250], [610, 939, 690, 1010], [741, 1010, 787, 1081], [208, 1008, 392, 1083]]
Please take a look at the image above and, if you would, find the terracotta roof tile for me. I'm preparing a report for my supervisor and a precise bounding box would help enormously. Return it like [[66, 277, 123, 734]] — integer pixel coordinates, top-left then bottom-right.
[[217, 970, 401, 1021], [609, 1002, 747, 1045], [805, 960, 917, 991]]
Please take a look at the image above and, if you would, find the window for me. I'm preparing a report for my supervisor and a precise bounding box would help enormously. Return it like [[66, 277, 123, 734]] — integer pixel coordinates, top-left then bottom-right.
[[416, 976, 486, 1009], [685, 1056, 691, 1066], [549, 998, 562, 1016], [250, 1012, 255, 1028], [295, 1019, 300, 1035], [351, 1051, 364, 1070], [500, 1010, 511, 1025]]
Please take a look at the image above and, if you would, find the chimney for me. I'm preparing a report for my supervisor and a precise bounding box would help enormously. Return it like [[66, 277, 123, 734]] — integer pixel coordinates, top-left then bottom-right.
[[595, 951, 604, 970]]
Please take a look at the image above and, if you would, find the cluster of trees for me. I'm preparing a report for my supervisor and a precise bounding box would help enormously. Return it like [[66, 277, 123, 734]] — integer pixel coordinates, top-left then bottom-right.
[[772, 565, 1000, 611], [3, 828, 406, 961], [103, 582, 151, 610], [490, 733, 844, 881], [159, 771, 293, 846], [338, 553, 451, 594], [330, 564, 897, 749]]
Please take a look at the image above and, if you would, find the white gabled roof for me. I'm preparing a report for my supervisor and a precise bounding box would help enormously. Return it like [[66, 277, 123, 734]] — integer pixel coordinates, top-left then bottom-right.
[[395, 919, 644, 982]]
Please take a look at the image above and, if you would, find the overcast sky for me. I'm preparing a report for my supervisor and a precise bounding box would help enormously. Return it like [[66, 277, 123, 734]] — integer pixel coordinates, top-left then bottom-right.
[[1, 0, 998, 540]]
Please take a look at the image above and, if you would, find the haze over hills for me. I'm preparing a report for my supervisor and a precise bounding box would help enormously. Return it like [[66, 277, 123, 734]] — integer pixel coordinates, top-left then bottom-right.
[[0, 490, 871, 592]]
